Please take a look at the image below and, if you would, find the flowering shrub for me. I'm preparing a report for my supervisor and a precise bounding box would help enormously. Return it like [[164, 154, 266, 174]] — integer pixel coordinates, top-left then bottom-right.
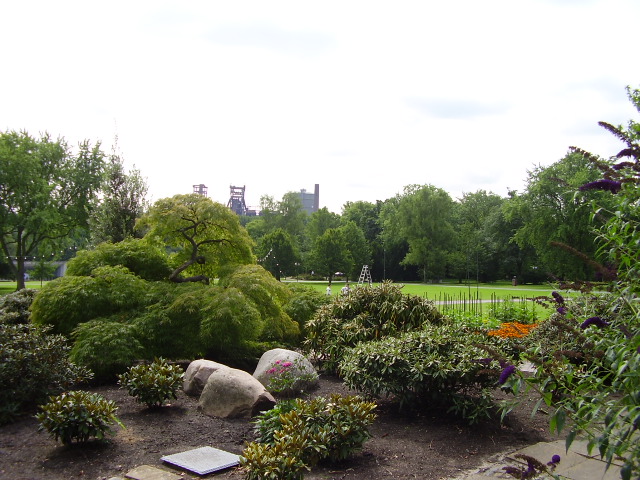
[[265, 358, 319, 397], [503, 87, 640, 480]]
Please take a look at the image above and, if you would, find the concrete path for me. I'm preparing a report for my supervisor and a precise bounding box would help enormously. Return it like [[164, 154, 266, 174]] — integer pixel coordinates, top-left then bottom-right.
[[452, 439, 623, 480]]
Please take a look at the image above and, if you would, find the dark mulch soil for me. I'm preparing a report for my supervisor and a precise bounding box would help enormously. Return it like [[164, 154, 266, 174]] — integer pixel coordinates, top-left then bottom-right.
[[0, 375, 560, 480]]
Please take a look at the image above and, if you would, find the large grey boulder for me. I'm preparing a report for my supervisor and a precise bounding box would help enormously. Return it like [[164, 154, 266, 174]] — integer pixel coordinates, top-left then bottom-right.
[[183, 359, 228, 397], [198, 366, 276, 418], [253, 348, 318, 396]]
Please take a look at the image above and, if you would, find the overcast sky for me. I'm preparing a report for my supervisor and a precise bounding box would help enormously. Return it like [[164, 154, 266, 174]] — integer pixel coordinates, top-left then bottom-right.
[[2, 1, 639, 213]]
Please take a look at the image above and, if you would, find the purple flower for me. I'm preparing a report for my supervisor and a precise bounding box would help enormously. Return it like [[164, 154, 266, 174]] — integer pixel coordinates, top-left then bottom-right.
[[557, 306, 567, 315], [579, 179, 622, 194], [613, 161, 634, 170], [551, 291, 564, 304], [499, 365, 517, 385], [282, 362, 293, 368], [502, 466, 522, 476], [580, 316, 610, 329], [547, 454, 561, 466]]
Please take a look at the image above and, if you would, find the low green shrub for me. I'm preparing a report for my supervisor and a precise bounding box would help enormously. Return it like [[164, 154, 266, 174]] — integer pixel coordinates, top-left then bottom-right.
[[253, 399, 298, 444], [304, 282, 444, 373], [487, 296, 538, 324], [31, 265, 147, 335], [36, 390, 123, 444], [118, 358, 183, 408], [241, 394, 377, 478], [0, 288, 37, 324], [283, 284, 330, 333], [65, 238, 172, 281], [241, 437, 311, 480], [0, 323, 92, 424], [70, 319, 144, 380], [339, 323, 503, 423]]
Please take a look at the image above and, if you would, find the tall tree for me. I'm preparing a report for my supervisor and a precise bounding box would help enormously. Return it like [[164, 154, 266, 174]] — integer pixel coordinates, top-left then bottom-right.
[[379, 196, 416, 281], [257, 228, 299, 281], [138, 194, 255, 284], [306, 207, 341, 244], [307, 228, 351, 284], [506, 152, 613, 280], [339, 221, 371, 281], [450, 190, 504, 283], [90, 147, 148, 244], [0, 130, 105, 290], [341, 200, 383, 281], [390, 185, 455, 282], [277, 191, 308, 242]]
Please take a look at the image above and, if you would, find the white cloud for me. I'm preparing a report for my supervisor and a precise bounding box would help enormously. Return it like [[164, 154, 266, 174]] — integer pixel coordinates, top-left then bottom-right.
[[1, 0, 639, 212]]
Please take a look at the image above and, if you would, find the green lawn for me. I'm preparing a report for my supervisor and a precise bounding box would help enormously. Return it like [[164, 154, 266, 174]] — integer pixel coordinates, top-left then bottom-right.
[[287, 279, 555, 300], [0, 281, 46, 295]]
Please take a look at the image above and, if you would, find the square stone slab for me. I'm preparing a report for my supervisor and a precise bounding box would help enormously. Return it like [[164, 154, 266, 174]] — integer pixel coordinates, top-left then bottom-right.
[[161, 446, 240, 475], [125, 465, 182, 480]]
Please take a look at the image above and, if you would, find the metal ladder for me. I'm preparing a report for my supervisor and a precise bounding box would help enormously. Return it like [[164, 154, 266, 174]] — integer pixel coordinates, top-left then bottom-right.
[[358, 265, 372, 286]]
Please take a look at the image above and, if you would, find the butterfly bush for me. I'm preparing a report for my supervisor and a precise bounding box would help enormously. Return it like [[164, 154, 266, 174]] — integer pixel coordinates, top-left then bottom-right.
[[502, 86, 640, 480]]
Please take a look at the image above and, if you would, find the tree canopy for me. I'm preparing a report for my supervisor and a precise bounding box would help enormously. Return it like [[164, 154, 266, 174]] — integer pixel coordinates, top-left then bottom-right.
[[0, 130, 105, 289], [137, 194, 255, 284]]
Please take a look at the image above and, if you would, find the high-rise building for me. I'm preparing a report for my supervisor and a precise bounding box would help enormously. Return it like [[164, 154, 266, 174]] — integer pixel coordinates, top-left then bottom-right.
[[299, 184, 319, 215]]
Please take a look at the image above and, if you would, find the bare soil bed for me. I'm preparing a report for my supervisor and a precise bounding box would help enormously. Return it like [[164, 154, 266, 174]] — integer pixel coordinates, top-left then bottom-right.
[[0, 375, 559, 480]]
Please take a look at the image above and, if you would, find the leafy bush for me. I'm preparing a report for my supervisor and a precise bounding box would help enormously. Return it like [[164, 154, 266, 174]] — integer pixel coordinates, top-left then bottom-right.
[[70, 319, 144, 380], [241, 438, 311, 480], [133, 282, 208, 359], [0, 288, 37, 324], [304, 282, 444, 373], [65, 238, 172, 281], [200, 286, 262, 357], [241, 395, 377, 478], [486, 296, 538, 324], [36, 390, 123, 444], [253, 399, 298, 444], [219, 264, 299, 344], [118, 358, 183, 408], [339, 323, 503, 422], [0, 323, 92, 424], [283, 284, 330, 333], [31, 265, 147, 335]]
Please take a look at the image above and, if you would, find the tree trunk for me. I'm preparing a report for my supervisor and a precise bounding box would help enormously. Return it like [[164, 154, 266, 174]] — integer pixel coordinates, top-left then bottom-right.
[[168, 255, 210, 284]]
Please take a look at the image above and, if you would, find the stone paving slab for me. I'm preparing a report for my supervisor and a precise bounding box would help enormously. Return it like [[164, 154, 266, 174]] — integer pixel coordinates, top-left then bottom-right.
[[450, 439, 625, 480], [125, 465, 183, 480]]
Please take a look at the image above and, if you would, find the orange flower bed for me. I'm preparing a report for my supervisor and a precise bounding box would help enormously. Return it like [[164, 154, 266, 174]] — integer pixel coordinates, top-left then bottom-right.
[[487, 322, 538, 339]]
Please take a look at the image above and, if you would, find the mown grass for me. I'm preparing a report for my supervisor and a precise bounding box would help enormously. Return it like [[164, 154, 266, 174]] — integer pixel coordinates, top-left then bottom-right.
[[0, 281, 45, 295], [291, 279, 554, 300]]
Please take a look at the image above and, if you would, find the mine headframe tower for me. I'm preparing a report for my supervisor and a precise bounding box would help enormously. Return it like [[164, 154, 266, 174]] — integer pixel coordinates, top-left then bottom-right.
[[227, 185, 248, 216], [193, 184, 208, 196]]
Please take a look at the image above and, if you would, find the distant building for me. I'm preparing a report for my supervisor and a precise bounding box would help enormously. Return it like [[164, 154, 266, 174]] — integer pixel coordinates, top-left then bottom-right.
[[299, 184, 319, 215], [193, 184, 208, 196], [228, 185, 252, 216]]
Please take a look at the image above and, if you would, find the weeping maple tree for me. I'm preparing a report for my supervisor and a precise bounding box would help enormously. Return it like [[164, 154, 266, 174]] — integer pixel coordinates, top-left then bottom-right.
[[137, 194, 255, 284]]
